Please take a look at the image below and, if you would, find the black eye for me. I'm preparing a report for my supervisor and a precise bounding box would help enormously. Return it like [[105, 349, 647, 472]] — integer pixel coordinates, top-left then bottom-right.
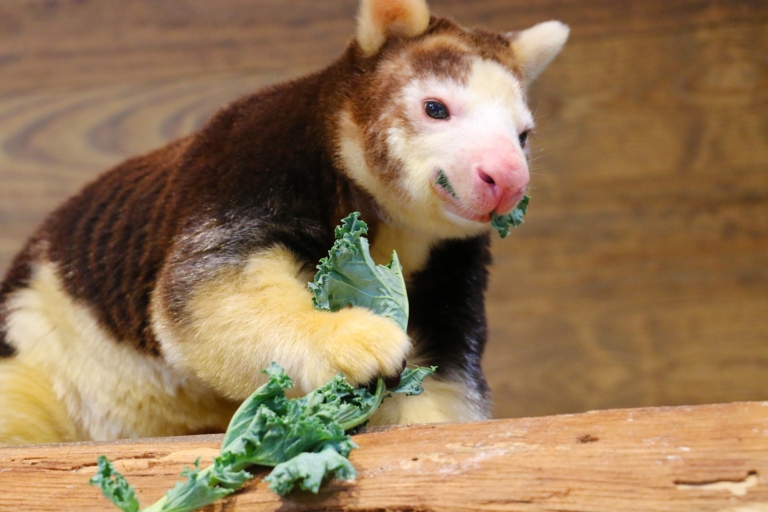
[[519, 130, 529, 148], [424, 100, 449, 120]]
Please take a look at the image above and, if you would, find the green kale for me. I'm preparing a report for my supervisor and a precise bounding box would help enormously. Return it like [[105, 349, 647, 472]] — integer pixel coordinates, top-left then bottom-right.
[[91, 212, 435, 512], [491, 195, 530, 238], [93, 364, 432, 511], [392, 366, 437, 396], [155, 459, 241, 512], [264, 448, 356, 495], [309, 212, 408, 331], [434, 169, 458, 199], [434, 170, 530, 239], [89, 456, 140, 512]]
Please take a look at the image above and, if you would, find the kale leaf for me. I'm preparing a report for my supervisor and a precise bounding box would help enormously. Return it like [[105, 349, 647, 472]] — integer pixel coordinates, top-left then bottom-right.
[[264, 448, 356, 495], [89, 456, 140, 512], [392, 366, 437, 396], [491, 195, 530, 238], [158, 459, 240, 512], [91, 212, 435, 511], [92, 364, 432, 511], [309, 212, 408, 331], [434, 169, 458, 199]]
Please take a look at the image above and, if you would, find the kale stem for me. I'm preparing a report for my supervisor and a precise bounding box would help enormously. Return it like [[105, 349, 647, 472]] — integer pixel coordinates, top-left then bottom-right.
[[140, 464, 217, 512], [140, 495, 167, 512], [338, 378, 386, 431]]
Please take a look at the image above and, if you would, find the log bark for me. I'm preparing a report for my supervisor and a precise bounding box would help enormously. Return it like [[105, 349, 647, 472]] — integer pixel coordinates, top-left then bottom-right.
[[2, 401, 768, 511]]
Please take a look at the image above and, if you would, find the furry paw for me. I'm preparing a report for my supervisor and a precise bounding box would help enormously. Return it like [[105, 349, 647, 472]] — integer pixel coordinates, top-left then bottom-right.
[[302, 307, 411, 390]]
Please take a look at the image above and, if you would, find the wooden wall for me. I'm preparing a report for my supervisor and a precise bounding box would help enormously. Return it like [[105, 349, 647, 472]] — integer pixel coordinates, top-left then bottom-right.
[[1, 0, 766, 419]]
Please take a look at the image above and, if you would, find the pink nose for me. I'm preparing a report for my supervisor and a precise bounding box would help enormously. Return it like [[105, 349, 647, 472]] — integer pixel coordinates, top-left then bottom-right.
[[473, 150, 529, 214]]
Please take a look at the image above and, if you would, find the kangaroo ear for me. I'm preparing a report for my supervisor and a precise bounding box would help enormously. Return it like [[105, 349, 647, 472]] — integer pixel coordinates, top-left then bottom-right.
[[510, 21, 569, 82], [357, 0, 431, 56]]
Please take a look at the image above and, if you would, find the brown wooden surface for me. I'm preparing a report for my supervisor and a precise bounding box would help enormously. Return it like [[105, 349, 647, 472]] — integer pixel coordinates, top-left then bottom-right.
[[1, 0, 767, 418], [2, 402, 768, 511]]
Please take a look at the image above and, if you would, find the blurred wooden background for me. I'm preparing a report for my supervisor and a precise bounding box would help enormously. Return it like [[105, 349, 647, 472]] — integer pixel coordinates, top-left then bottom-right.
[[1, 0, 766, 419]]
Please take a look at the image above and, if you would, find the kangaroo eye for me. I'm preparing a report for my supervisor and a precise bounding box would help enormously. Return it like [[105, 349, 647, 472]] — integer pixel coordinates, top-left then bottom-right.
[[424, 100, 449, 120], [519, 130, 529, 148]]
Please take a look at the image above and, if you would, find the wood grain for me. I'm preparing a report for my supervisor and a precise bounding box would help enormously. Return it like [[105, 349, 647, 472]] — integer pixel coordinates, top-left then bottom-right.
[[485, 17, 768, 417], [2, 402, 768, 511], [1, 0, 767, 418], [2, 0, 766, 93]]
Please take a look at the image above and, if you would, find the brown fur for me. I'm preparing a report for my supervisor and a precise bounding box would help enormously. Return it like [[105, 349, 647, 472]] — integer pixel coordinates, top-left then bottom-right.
[[5, 139, 192, 355], [1, 18, 528, 358], [0, 3, 568, 443]]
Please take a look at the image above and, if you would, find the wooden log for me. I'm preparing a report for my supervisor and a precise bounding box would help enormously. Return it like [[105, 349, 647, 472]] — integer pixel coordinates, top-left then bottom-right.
[[2, 401, 768, 511]]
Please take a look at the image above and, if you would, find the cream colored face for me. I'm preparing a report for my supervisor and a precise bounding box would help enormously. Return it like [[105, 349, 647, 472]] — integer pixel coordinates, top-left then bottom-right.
[[392, 57, 533, 230], [340, 2, 567, 239], [338, 50, 534, 239]]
